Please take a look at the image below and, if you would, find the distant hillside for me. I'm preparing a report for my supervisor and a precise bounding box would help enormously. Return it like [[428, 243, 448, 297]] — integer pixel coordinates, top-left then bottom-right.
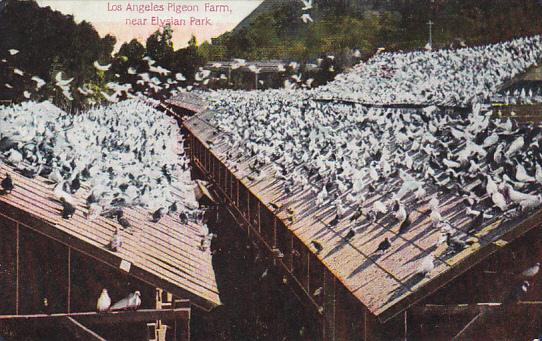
[[209, 0, 542, 62]]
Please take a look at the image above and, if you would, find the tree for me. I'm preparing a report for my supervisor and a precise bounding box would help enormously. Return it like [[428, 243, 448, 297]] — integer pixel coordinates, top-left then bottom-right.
[[146, 25, 174, 66]]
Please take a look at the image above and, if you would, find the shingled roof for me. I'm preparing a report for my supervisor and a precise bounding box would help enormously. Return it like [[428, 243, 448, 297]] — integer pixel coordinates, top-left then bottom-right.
[[184, 106, 542, 321], [0, 161, 221, 311]]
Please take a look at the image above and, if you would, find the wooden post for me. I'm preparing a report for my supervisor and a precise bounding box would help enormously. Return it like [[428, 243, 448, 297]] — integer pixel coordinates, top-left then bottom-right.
[[403, 310, 408, 341], [174, 299, 190, 341], [16, 222, 19, 315], [68, 247, 71, 313]]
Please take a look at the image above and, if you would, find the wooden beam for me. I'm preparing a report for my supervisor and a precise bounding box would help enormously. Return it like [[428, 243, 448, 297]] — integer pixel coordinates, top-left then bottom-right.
[[62, 317, 106, 341], [67, 247, 71, 313], [15, 222, 19, 315], [0, 308, 190, 324], [451, 311, 484, 340], [412, 301, 542, 317], [174, 299, 190, 341]]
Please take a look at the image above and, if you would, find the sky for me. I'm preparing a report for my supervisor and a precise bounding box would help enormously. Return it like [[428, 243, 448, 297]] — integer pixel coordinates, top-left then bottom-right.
[[36, 0, 263, 50]]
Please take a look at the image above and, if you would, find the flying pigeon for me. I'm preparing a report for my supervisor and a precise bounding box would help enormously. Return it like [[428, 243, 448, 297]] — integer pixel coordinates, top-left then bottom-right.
[[301, 13, 314, 24], [521, 262, 540, 278], [93, 61, 111, 71], [300, 0, 312, 10]]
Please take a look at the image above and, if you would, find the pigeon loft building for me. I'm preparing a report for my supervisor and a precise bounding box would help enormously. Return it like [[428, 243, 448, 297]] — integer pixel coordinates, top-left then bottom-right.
[[162, 93, 208, 120], [0, 163, 221, 340], [183, 109, 542, 340], [205, 60, 295, 90]]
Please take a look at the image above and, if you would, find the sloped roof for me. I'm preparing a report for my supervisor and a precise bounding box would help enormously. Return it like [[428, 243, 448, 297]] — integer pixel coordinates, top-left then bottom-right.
[[184, 108, 542, 321], [166, 93, 208, 114], [0, 162, 221, 311]]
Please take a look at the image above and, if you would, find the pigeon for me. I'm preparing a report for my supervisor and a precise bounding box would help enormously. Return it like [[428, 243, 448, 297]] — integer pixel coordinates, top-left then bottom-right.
[[521, 262, 540, 278], [311, 240, 323, 254], [109, 228, 122, 252], [416, 254, 435, 276], [8, 49, 19, 55], [344, 228, 356, 241], [375, 238, 391, 254], [179, 211, 189, 224], [301, 13, 314, 23], [300, 0, 313, 10], [61, 198, 76, 219], [446, 233, 466, 252], [97, 289, 111, 312], [505, 281, 530, 304], [313, 286, 323, 296], [152, 207, 165, 223], [1, 174, 14, 193], [93, 61, 111, 71], [110, 291, 142, 311]]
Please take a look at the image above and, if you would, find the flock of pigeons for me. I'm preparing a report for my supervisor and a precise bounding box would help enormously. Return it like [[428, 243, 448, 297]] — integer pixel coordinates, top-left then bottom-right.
[[2, 30, 542, 310], [203, 35, 542, 282], [205, 90, 542, 260], [493, 86, 542, 106], [96, 289, 142, 312], [317, 35, 542, 106], [0, 99, 201, 234]]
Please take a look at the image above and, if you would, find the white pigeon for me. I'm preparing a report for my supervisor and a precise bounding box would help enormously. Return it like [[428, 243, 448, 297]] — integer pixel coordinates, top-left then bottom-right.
[[110, 291, 141, 311], [300, 0, 313, 10], [301, 13, 314, 23], [492, 192, 507, 211], [149, 65, 170, 75], [97, 289, 111, 312], [93, 61, 111, 71], [416, 254, 435, 276], [31, 76, 46, 89], [55, 71, 74, 86], [505, 136, 524, 157], [516, 163, 536, 183], [175, 73, 186, 81], [8, 49, 19, 55], [521, 262, 540, 278]]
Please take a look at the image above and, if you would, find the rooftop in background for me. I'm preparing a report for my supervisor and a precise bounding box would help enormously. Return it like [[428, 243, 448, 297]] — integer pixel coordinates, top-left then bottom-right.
[[205, 60, 294, 73], [316, 35, 542, 107], [165, 92, 208, 116]]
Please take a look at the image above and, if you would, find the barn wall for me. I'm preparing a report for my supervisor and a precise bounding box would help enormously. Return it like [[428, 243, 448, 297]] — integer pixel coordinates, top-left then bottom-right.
[[408, 222, 542, 340], [0, 214, 17, 315]]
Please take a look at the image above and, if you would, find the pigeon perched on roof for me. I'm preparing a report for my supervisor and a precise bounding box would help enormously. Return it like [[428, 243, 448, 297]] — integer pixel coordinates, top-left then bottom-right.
[[1, 174, 14, 194]]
